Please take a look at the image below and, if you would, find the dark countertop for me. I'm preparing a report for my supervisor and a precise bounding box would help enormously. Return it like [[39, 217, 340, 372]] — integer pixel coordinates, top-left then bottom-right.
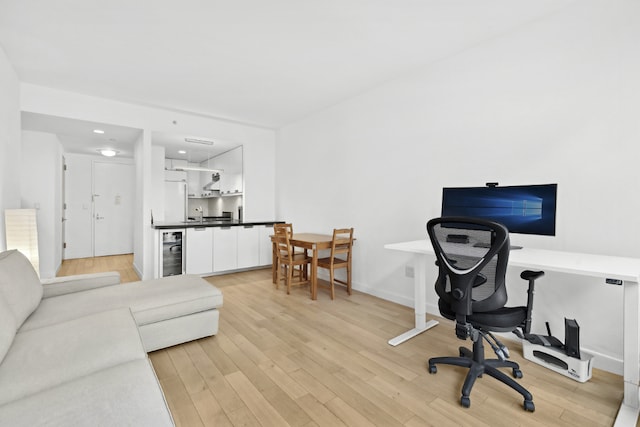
[[152, 220, 284, 229]]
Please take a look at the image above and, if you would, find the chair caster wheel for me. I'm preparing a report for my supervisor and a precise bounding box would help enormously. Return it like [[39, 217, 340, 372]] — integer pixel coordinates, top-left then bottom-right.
[[460, 396, 471, 408], [524, 400, 535, 412], [513, 369, 523, 379], [428, 365, 437, 374]]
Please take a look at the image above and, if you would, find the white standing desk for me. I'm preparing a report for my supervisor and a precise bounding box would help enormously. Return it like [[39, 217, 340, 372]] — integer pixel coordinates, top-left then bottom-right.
[[384, 239, 640, 427]]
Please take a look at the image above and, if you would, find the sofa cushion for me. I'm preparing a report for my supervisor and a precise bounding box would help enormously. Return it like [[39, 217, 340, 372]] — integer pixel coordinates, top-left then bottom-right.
[[20, 274, 223, 332], [0, 308, 146, 405], [0, 249, 43, 327], [0, 359, 174, 427], [0, 292, 17, 363]]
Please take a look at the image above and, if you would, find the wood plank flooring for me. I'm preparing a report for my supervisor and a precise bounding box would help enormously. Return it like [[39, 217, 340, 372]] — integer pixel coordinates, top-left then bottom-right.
[[57, 253, 139, 282], [59, 255, 626, 426]]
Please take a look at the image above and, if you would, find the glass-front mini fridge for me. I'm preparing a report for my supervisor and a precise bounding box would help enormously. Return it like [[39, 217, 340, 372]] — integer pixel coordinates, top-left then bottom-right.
[[161, 229, 184, 277]]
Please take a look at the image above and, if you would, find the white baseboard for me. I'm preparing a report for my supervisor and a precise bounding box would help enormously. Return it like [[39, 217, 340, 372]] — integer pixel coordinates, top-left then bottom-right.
[[352, 280, 439, 315], [133, 262, 143, 280]]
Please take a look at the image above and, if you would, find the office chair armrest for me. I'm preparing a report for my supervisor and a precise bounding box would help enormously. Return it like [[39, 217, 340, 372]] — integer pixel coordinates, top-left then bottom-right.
[[519, 270, 545, 335], [520, 270, 545, 281]]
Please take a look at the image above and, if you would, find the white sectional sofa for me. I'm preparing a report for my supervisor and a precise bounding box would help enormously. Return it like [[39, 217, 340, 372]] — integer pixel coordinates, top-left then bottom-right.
[[0, 249, 223, 426]]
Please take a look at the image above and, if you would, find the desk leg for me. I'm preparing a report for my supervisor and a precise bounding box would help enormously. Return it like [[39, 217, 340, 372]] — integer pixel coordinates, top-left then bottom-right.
[[614, 279, 640, 426], [388, 253, 439, 346]]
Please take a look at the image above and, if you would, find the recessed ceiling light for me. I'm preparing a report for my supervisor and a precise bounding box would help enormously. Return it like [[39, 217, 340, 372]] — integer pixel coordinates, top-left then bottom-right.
[[97, 149, 118, 157], [178, 150, 187, 154], [93, 129, 105, 134]]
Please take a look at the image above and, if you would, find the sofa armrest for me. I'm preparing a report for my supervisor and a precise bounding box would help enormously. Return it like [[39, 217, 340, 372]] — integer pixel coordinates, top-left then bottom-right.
[[40, 272, 121, 298]]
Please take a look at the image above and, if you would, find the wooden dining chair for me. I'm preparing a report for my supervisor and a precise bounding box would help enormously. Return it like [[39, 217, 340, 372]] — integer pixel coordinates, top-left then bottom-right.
[[317, 228, 354, 300], [274, 225, 311, 294], [273, 223, 307, 279]]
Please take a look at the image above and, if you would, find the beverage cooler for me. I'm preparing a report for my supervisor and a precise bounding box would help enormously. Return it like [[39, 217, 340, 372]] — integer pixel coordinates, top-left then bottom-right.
[[161, 229, 184, 277]]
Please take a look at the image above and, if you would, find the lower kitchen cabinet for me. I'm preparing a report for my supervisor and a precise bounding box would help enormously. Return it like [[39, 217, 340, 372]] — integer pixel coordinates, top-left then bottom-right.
[[213, 227, 238, 272], [258, 225, 273, 266], [185, 227, 213, 274], [237, 225, 260, 269]]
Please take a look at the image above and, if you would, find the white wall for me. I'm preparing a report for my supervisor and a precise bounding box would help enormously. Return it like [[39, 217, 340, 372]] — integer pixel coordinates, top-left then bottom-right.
[[20, 130, 63, 278], [276, 0, 640, 373], [20, 84, 277, 279], [135, 131, 155, 280], [0, 45, 21, 250]]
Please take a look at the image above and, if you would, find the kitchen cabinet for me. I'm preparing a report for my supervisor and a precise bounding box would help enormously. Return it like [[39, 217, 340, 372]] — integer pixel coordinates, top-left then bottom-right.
[[258, 225, 273, 266], [237, 226, 259, 268], [154, 222, 278, 277], [185, 227, 213, 274], [213, 226, 238, 272]]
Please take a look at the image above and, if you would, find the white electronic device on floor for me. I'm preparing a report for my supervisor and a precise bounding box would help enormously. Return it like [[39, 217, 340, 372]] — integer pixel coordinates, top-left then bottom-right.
[[522, 340, 593, 382]]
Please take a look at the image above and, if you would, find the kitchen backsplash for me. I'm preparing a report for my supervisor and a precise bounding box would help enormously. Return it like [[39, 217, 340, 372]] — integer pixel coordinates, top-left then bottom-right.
[[187, 195, 243, 219]]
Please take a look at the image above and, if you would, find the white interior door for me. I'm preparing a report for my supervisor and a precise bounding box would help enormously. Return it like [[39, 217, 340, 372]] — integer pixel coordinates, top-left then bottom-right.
[[93, 161, 134, 257]]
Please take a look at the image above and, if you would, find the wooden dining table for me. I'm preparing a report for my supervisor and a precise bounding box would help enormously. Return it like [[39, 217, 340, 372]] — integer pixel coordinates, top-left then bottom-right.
[[271, 233, 334, 300]]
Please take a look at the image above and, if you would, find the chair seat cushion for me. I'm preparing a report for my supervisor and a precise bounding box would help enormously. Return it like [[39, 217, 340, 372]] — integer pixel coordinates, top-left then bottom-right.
[[438, 299, 527, 332]]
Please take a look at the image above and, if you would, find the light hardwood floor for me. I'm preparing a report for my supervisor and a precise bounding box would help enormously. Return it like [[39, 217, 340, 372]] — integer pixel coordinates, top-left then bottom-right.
[[59, 255, 626, 426]]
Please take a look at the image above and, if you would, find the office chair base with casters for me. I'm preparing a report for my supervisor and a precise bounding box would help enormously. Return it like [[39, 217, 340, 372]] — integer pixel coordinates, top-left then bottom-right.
[[428, 335, 534, 411]]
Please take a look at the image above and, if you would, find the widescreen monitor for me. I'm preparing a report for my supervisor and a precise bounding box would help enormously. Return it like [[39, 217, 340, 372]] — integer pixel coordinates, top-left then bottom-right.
[[441, 184, 557, 236]]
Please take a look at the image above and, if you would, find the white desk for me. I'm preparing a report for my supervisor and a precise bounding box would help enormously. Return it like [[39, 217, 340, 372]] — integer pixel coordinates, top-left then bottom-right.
[[384, 239, 640, 427]]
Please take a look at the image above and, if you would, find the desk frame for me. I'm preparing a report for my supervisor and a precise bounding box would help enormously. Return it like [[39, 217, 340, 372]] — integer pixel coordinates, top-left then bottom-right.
[[385, 240, 640, 427]]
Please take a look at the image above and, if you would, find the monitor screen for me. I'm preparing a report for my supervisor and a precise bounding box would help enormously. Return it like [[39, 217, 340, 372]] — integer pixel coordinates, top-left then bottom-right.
[[441, 184, 557, 236]]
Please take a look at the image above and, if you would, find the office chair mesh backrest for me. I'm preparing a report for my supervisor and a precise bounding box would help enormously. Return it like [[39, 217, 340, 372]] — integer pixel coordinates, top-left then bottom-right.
[[427, 217, 510, 320]]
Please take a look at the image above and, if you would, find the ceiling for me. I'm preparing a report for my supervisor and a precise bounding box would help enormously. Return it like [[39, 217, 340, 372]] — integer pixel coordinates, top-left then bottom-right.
[[2, 1, 574, 156], [21, 112, 142, 158], [21, 112, 239, 162]]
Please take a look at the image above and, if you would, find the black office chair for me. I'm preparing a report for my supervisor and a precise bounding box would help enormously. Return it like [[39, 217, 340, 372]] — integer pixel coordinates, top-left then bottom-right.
[[426, 216, 544, 412]]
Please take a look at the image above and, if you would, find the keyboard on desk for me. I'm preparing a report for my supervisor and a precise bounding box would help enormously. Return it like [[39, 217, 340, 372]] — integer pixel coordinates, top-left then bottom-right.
[[473, 242, 523, 250]]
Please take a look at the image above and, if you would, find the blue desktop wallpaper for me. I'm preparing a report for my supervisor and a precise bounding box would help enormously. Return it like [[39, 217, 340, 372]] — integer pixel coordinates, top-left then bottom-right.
[[441, 184, 557, 236]]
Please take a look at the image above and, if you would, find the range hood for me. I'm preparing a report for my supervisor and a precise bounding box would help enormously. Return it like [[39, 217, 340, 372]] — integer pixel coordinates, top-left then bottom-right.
[[202, 172, 221, 192]]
